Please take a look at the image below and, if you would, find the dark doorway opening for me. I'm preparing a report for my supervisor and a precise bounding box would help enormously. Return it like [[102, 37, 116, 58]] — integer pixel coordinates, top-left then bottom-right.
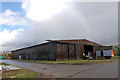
[[84, 45, 93, 56]]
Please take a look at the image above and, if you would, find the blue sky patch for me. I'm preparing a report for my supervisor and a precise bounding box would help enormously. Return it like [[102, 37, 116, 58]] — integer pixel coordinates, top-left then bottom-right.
[[0, 24, 28, 32], [0, 2, 27, 32], [2, 2, 23, 12]]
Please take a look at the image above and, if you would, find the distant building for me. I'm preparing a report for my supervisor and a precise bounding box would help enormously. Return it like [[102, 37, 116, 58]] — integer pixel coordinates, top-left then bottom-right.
[[112, 45, 120, 56], [0, 51, 11, 59], [11, 39, 112, 61]]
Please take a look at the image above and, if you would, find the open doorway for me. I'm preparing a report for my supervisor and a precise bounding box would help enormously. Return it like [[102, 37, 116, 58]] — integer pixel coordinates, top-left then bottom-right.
[[84, 45, 93, 56]]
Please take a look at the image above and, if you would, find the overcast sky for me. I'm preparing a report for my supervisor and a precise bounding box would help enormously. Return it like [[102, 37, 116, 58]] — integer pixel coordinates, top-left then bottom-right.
[[0, 0, 118, 52]]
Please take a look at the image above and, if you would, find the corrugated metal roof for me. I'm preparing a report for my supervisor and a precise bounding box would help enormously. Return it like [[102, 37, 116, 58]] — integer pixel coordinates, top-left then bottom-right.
[[46, 39, 103, 46], [11, 39, 103, 52]]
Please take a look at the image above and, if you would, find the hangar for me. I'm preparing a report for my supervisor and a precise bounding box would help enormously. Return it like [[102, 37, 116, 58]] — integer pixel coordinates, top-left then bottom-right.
[[11, 39, 110, 61]]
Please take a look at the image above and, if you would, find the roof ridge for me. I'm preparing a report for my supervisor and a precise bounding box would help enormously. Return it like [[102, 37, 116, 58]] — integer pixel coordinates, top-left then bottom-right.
[[46, 39, 87, 41]]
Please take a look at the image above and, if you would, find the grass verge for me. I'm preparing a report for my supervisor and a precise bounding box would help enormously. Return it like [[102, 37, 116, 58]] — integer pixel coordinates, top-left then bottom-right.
[[113, 56, 120, 58], [2, 69, 37, 78], [1, 63, 37, 78], [12, 59, 117, 65], [0, 63, 10, 65]]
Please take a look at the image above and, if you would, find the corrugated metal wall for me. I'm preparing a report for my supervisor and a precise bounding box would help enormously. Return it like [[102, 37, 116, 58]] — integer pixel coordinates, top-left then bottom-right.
[[68, 44, 76, 60], [36, 42, 56, 60], [11, 42, 56, 61], [55, 43, 69, 61], [75, 44, 84, 59], [55, 42, 76, 61], [11, 41, 105, 61]]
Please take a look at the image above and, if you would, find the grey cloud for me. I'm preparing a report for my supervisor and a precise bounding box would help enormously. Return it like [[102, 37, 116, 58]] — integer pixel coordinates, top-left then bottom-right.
[[1, 2, 118, 51]]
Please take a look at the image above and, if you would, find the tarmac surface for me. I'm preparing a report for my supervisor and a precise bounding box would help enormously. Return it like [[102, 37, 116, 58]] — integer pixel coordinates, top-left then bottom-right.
[[1, 60, 118, 78]]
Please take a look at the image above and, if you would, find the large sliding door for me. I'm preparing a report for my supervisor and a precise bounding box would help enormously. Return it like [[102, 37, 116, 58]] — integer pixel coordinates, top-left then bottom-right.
[[68, 44, 76, 60]]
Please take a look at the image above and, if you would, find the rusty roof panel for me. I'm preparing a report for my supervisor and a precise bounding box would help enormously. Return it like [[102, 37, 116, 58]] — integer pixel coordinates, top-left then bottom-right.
[[46, 39, 103, 46]]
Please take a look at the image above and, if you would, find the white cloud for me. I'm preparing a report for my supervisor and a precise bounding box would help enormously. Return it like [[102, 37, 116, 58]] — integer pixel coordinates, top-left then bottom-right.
[[22, 0, 71, 21], [0, 29, 24, 45], [0, 9, 30, 26], [0, 2, 118, 52]]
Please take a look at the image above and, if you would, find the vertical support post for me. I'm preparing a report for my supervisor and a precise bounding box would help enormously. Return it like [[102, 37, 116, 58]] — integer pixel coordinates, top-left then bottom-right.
[[74, 44, 76, 60]]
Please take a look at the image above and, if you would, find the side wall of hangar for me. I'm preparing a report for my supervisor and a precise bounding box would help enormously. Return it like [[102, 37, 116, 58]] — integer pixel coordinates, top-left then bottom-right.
[[11, 39, 111, 61]]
